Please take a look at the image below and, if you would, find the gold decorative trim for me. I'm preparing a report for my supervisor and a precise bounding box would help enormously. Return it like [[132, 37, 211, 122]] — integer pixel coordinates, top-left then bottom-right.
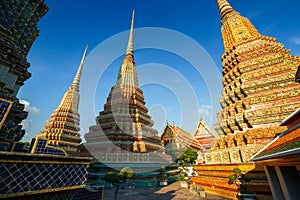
[[30, 136, 39, 154], [0, 185, 86, 199], [0, 159, 90, 165], [30, 136, 68, 156], [0, 98, 13, 129]]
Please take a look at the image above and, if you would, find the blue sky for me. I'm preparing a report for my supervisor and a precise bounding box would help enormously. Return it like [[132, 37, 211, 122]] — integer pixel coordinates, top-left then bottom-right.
[[18, 0, 300, 142]]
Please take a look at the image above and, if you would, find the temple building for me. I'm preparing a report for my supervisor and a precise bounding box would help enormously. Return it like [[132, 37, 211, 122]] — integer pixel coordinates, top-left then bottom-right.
[[83, 11, 171, 174], [251, 108, 300, 199], [161, 122, 202, 151], [193, 118, 216, 151], [192, 0, 300, 199], [0, 0, 48, 152], [206, 0, 300, 164], [31, 46, 88, 156], [296, 66, 300, 83], [161, 122, 203, 163]]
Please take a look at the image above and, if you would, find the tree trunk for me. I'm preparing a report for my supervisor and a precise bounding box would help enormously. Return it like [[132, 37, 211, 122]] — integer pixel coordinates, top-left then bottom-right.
[[114, 184, 119, 200]]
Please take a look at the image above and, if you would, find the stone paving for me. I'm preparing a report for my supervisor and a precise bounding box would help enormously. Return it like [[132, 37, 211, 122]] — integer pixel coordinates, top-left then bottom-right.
[[103, 181, 227, 200]]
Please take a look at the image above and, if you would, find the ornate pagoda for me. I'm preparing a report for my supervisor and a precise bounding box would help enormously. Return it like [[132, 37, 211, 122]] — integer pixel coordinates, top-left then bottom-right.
[[191, 1, 300, 199], [0, 0, 48, 151], [83, 12, 171, 174], [206, 0, 300, 164], [85, 11, 162, 154], [31, 46, 88, 156]]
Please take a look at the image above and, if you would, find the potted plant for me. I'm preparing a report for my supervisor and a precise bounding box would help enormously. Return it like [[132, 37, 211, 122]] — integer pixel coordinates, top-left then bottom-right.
[[158, 166, 168, 186], [177, 148, 198, 188], [104, 167, 134, 200], [178, 169, 189, 188], [228, 168, 256, 200]]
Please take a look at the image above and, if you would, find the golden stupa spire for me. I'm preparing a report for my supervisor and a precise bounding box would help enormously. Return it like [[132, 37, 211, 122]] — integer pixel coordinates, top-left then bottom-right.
[[72, 44, 88, 88], [217, 0, 260, 50], [58, 45, 87, 110], [116, 10, 138, 87], [217, 0, 234, 20], [36, 45, 88, 155], [126, 10, 134, 56]]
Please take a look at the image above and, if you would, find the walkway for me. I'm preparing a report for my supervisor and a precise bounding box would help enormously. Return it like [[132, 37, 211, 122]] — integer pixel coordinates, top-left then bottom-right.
[[103, 181, 227, 200]]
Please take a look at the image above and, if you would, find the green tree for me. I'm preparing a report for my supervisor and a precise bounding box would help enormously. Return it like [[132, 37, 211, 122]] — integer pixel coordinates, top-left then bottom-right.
[[104, 167, 134, 200], [228, 168, 254, 194], [178, 148, 198, 167]]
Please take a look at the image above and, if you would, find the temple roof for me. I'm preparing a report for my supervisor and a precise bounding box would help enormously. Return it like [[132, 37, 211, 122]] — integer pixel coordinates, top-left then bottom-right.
[[194, 119, 216, 151], [296, 66, 300, 83], [161, 123, 203, 151], [194, 118, 215, 138], [251, 108, 300, 161]]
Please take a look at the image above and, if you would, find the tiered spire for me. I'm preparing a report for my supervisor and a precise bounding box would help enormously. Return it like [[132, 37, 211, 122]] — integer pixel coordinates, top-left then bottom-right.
[[126, 10, 134, 56], [71, 45, 88, 89], [217, 0, 234, 20], [85, 11, 161, 153], [193, 1, 300, 199], [116, 10, 138, 88], [37, 45, 88, 155], [217, 0, 260, 50], [210, 0, 300, 164]]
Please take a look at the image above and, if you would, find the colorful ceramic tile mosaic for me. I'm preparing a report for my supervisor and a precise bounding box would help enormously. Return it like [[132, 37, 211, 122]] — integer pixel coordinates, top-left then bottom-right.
[[208, 0, 300, 164]]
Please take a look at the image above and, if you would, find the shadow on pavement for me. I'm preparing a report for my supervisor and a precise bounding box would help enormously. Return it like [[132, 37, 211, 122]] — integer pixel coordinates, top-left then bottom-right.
[[103, 181, 227, 200]]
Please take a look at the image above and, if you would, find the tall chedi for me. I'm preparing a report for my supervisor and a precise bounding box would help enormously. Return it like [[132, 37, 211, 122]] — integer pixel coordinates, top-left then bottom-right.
[[31, 46, 88, 156], [0, 0, 48, 152], [85, 11, 162, 155], [207, 0, 300, 163]]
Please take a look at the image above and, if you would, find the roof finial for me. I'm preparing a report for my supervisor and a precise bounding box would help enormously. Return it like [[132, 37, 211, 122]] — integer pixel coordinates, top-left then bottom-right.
[[116, 11, 139, 87], [72, 44, 88, 87], [126, 10, 134, 55], [217, 0, 234, 19]]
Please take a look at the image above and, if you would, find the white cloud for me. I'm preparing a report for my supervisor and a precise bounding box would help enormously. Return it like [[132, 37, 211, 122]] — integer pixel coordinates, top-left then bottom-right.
[[199, 104, 212, 109], [19, 100, 41, 141], [198, 104, 212, 117], [21, 118, 36, 140], [19, 99, 40, 115], [21, 118, 32, 130], [290, 37, 300, 45]]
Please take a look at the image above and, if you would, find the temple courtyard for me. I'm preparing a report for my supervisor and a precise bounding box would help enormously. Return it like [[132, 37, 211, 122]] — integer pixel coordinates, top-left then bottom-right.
[[103, 181, 226, 200]]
